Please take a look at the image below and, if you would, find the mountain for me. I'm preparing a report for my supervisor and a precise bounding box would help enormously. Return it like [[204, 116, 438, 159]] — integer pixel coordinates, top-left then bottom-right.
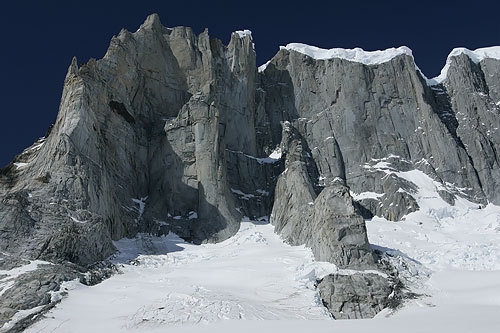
[[1, 14, 500, 331]]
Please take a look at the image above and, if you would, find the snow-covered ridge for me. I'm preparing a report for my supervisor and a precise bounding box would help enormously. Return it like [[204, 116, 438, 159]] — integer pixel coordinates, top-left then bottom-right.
[[275, 43, 500, 87], [429, 46, 500, 85], [449, 46, 500, 63], [282, 43, 414, 65]]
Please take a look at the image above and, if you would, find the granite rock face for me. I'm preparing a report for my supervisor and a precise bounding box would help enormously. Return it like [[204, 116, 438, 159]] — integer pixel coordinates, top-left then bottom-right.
[[317, 273, 393, 319], [256, 47, 500, 319], [2, 14, 500, 327], [0, 15, 255, 328], [270, 122, 375, 268], [258, 48, 494, 223], [442, 54, 500, 204], [0, 14, 258, 267]]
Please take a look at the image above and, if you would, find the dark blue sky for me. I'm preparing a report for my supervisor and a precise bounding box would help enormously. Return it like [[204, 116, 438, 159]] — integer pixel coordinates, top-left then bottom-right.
[[1, 1, 499, 167]]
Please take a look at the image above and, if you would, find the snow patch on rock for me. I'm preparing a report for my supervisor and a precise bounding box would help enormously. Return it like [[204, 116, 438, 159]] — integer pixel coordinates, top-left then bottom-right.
[[235, 29, 252, 39]]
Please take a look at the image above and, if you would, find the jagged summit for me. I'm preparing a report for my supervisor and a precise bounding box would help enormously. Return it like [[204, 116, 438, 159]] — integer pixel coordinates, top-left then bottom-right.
[[141, 13, 163, 31], [66, 56, 79, 77]]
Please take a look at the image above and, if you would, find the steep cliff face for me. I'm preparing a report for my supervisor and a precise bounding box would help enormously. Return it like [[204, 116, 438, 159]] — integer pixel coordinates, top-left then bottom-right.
[[1, 14, 500, 328], [442, 53, 500, 204], [0, 15, 260, 267], [256, 44, 500, 319], [258, 46, 497, 226], [269, 122, 375, 268]]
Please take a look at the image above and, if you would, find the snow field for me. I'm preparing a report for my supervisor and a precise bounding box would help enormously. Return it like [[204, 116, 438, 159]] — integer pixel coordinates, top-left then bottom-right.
[[21, 161, 500, 333], [366, 168, 500, 271], [362, 169, 500, 332], [25, 221, 336, 332]]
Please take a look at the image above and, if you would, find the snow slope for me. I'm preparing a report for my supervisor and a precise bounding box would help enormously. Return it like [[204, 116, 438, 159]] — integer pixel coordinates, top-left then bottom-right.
[[24, 220, 336, 332], [19, 163, 500, 333]]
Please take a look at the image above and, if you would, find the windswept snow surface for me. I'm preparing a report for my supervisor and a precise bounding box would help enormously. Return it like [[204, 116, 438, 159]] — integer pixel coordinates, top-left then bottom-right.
[[25, 166, 500, 332]]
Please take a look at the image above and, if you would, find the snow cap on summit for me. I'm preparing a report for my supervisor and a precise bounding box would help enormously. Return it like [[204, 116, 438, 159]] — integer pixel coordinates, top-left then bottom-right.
[[430, 46, 500, 84], [448, 46, 500, 64], [282, 43, 413, 65], [235, 29, 252, 39]]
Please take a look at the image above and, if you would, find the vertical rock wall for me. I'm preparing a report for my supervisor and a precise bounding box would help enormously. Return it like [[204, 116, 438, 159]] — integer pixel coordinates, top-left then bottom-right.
[[0, 14, 259, 265]]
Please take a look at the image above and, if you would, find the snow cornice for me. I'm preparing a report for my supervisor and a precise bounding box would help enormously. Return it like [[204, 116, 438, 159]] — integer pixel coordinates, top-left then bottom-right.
[[282, 43, 414, 66], [428, 46, 500, 85]]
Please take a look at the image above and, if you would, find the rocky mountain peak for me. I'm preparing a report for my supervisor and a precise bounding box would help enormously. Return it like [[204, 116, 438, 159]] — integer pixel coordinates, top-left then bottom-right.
[[1, 14, 500, 327], [67, 56, 79, 77], [141, 13, 163, 31]]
